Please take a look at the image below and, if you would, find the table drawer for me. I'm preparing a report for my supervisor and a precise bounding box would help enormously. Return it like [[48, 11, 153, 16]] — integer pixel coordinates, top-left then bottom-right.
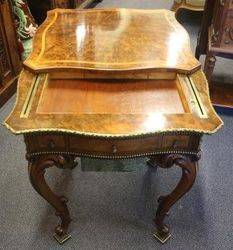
[[25, 133, 197, 157], [162, 135, 190, 149], [69, 136, 161, 156], [27, 135, 66, 152]]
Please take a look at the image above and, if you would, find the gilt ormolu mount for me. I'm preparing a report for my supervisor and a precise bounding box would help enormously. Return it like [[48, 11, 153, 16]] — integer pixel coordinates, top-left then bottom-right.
[[5, 9, 223, 244]]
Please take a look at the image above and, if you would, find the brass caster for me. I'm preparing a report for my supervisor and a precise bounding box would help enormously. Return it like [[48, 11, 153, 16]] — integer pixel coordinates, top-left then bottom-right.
[[154, 230, 171, 244], [53, 233, 71, 244]]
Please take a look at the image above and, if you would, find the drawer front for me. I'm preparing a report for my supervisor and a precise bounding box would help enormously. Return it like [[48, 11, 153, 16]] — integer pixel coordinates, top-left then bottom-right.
[[69, 136, 161, 157], [25, 133, 198, 158], [38, 135, 66, 149], [26, 135, 66, 152], [162, 135, 190, 149]]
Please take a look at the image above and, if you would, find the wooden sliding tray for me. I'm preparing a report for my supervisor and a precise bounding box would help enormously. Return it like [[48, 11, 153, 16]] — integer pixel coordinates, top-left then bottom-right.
[[5, 69, 222, 136], [5, 8, 223, 245]]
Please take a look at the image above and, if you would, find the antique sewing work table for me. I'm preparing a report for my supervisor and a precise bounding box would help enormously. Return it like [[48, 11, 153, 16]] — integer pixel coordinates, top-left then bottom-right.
[[5, 8, 223, 244]]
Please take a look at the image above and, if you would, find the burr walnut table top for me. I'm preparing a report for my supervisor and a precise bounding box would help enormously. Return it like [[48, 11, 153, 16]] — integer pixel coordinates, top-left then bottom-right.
[[5, 8, 222, 137], [24, 8, 201, 74]]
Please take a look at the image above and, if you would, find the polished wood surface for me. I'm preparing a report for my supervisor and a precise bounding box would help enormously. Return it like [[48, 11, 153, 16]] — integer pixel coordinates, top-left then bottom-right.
[[5, 8, 223, 244], [0, 0, 22, 108], [37, 79, 185, 114], [24, 8, 200, 74]]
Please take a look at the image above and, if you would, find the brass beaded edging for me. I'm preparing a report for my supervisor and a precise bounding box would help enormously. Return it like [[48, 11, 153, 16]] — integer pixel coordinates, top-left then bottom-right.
[[23, 130, 202, 140], [26, 149, 201, 160], [5, 123, 217, 138]]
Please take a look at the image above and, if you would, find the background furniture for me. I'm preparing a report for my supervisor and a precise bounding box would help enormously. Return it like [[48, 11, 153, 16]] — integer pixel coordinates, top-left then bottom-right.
[[0, 0, 22, 108], [195, 0, 215, 58], [27, 0, 101, 24], [11, 0, 38, 60], [5, 9, 222, 244], [196, 0, 233, 107], [172, 0, 205, 14], [77, 0, 102, 8]]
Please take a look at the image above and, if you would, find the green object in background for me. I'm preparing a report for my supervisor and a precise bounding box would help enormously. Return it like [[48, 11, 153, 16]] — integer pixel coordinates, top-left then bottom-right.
[[81, 158, 148, 172], [11, 0, 37, 60], [21, 38, 33, 61], [12, 0, 37, 40]]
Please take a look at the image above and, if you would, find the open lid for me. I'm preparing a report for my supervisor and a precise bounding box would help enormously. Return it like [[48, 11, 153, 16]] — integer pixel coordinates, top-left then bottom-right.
[[24, 8, 201, 74]]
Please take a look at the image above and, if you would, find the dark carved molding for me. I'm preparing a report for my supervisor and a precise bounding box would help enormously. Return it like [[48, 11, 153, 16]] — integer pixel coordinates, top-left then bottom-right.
[[224, 27, 233, 44], [0, 25, 10, 74], [51, 0, 76, 8]]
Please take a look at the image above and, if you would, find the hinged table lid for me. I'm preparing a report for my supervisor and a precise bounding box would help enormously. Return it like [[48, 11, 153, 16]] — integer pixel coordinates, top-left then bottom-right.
[[24, 8, 201, 74]]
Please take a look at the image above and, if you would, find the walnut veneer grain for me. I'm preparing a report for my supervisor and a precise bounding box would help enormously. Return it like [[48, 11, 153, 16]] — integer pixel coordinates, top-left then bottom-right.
[[24, 9, 201, 74]]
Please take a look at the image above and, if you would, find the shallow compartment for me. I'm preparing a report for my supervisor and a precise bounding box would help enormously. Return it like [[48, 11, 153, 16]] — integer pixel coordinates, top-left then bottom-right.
[[36, 78, 189, 115]]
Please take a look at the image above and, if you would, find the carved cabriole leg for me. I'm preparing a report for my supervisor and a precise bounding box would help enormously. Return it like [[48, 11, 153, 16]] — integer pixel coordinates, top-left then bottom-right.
[[27, 154, 72, 244], [150, 154, 197, 244], [204, 52, 216, 90]]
